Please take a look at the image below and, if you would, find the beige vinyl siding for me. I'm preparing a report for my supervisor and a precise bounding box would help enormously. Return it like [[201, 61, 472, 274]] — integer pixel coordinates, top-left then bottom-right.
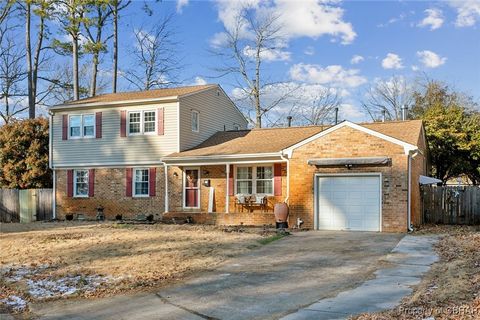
[[52, 103, 178, 167], [179, 87, 247, 151]]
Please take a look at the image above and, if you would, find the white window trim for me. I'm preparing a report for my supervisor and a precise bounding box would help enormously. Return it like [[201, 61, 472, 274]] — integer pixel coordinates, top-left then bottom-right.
[[234, 165, 274, 196], [73, 169, 89, 198], [133, 168, 150, 197], [127, 110, 157, 136], [68, 114, 95, 140], [182, 167, 201, 209], [191, 110, 199, 133]]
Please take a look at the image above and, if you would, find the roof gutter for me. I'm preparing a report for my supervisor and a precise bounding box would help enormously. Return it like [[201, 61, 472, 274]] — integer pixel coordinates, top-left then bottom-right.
[[162, 152, 282, 162], [50, 95, 180, 111]]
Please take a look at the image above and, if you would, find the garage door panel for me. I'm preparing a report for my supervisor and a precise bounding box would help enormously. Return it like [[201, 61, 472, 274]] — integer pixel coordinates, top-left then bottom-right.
[[317, 175, 381, 232]]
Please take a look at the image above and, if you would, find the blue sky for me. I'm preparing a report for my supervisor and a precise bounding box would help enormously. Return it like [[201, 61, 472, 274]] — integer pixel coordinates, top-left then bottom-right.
[[111, 0, 479, 123], [8, 0, 478, 123]]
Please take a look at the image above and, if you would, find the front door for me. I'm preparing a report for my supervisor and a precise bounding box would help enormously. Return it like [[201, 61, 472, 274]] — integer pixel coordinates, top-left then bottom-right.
[[184, 168, 200, 208]]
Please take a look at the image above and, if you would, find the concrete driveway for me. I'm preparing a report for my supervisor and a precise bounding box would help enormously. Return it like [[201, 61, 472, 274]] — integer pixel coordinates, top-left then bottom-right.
[[33, 231, 404, 320]]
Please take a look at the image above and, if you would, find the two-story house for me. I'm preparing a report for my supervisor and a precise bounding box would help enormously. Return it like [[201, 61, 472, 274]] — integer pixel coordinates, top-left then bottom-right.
[[51, 84, 428, 232], [49, 84, 247, 220]]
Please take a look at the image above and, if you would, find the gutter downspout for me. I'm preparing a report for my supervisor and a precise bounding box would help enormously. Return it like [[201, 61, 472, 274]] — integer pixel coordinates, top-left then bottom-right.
[[225, 164, 230, 213], [280, 154, 290, 203], [407, 150, 419, 232], [49, 112, 56, 220], [164, 164, 169, 212]]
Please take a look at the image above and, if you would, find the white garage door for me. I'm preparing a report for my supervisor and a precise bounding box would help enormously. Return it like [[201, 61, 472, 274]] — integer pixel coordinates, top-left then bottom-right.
[[316, 175, 381, 231]]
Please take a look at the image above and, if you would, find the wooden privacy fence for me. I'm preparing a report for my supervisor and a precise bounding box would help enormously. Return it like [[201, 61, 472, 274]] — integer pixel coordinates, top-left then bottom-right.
[[0, 189, 53, 223], [422, 185, 480, 225]]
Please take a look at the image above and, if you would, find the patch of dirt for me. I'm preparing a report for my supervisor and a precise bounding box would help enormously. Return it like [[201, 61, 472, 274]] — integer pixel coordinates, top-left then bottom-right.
[[353, 225, 480, 320], [0, 222, 264, 314]]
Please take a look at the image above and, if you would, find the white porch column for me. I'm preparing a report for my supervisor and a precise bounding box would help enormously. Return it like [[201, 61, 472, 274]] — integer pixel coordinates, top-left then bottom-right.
[[225, 163, 230, 213], [164, 164, 169, 212]]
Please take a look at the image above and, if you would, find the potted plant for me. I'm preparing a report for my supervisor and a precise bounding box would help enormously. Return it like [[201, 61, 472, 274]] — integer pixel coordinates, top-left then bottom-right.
[[274, 202, 289, 229]]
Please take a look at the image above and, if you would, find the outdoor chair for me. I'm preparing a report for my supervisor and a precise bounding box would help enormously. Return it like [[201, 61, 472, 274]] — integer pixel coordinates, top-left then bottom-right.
[[235, 194, 248, 212]]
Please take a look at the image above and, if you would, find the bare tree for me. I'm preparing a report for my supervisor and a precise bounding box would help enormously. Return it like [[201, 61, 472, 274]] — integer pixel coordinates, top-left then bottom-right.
[[0, 0, 16, 26], [83, 1, 114, 97], [109, 0, 131, 93], [362, 75, 414, 121], [124, 15, 181, 91], [24, 0, 53, 118], [0, 29, 27, 123], [296, 88, 342, 126], [54, 0, 91, 101], [211, 7, 294, 128]]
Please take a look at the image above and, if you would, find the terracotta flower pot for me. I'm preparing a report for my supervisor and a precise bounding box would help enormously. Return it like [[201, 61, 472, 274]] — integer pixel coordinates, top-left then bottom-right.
[[274, 203, 289, 222]]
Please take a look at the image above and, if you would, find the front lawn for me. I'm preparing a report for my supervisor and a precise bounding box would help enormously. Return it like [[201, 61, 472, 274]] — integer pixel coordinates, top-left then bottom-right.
[[354, 225, 480, 320], [0, 222, 266, 314]]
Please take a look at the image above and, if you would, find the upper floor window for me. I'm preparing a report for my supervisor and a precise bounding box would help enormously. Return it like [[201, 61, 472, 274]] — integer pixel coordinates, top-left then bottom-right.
[[69, 114, 94, 139], [128, 110, 156, 135], [191, 110, 199, 132], [133, 168, 149, 197], [74, 169, 89, 197]]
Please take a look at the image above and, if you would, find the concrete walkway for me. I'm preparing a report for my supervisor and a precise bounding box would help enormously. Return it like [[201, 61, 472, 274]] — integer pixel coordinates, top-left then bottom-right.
[[32, 232, 402, 320], [281, 235, 439, 320]]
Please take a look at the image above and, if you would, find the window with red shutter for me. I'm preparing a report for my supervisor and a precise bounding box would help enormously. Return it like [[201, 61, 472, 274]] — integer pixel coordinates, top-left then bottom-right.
[[120, 110, 127, 137], [67, 170, 73, 197], [149, 168, 156, 196], [95, 112, 102, 138], [125, 168, 132, 196], [88, 169, 95, 197]]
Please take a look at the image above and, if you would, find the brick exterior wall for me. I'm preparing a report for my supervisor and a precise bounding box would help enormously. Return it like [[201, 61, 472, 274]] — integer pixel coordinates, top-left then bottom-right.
[[55, 167, 165, 220], [288, 126, 412, 232]]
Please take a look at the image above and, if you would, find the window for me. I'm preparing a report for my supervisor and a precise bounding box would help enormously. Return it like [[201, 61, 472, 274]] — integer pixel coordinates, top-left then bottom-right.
[[129, 112, 141, 134], [83, 115, 94, 137], [69, 115, 81, 138], [191, 110, 199, 132], [128, 110, 156, 135], [134, 168, 149, 197], [69, 114, 94, 139], [235, 166, 274, 195], [74, 169, 89, 197], [236, 167, 252, 194]]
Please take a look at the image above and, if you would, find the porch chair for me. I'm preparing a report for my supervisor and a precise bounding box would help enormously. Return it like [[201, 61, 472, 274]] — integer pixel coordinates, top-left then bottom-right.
[[251, 195, 268, 212], [235, 194, 248, 212]]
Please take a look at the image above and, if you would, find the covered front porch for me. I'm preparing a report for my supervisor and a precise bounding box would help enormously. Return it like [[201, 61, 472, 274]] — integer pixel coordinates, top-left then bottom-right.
[[162, 156, 288, 226]]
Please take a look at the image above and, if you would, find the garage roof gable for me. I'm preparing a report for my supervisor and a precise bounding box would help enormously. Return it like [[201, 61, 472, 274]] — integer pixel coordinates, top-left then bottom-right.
[[282, 121, 419, 157]]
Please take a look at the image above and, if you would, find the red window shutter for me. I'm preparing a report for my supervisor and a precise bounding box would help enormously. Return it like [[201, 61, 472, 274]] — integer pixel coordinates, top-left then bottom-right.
[[88, 169, 95, 197], [228, 165, 234, 196], [157, 108, 164, 135], [95, 112, 102, 138], [120, 110, 127, 137], [125, 168, 132, 197], [62, 115, 68, 140], [149, 167, 156, 196], [67, 170, 74, 197], [274, 163, 282, 196]]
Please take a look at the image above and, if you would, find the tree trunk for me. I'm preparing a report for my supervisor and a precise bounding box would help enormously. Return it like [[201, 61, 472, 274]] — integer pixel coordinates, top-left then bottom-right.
[[90, 52, 98, 96], [112, 1, 118, 93], [25, 2, 34, 118], [72, 36, 79, 100]]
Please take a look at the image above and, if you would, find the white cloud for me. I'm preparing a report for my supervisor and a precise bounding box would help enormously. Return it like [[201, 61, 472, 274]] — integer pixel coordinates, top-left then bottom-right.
[[210, 32, 229, 48], [381, 53, 404, 69], [304, 46, 315, 56], [350, 55, 364, 64], [193, 76, 207, 85], [289, 63, 367, 88], [214, 0, 356, 45], [176, 0, 189, 13], [418, 8, 444, 30], [243, 46, 291, 61], [339, 103, 364, 120], [417, 50, 447, 68], [449, 0, 480, 27], [411, 65, 419, 71]]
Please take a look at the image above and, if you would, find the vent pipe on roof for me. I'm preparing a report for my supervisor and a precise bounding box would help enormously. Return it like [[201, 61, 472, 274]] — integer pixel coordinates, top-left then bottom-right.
[[334, 107, 339, 125], [401, 105, 408, 121], [287, 116, 292, 127]]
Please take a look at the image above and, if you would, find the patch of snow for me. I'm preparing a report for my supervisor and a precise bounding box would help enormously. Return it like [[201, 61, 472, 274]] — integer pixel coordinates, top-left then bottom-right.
[[0, 295, 27, 311]]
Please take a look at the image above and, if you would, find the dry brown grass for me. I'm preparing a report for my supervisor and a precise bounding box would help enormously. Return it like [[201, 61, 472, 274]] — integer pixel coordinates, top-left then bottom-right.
[[0, 222, 264, 306], [354, 225, 480, 320]]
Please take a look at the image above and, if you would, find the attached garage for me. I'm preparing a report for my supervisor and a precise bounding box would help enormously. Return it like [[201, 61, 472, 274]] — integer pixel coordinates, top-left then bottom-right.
[[314, 174, 382, 232]]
